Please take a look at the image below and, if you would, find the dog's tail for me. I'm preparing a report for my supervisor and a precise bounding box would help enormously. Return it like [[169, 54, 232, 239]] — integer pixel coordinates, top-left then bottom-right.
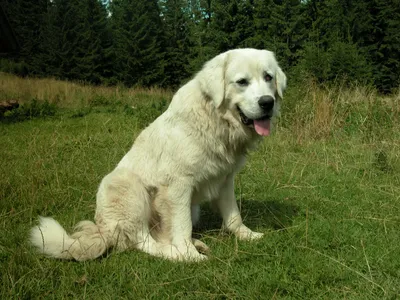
[[30, 216, 110, 261]]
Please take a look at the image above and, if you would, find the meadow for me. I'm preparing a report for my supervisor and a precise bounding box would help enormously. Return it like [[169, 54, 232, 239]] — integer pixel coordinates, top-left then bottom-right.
[[1, 72, 399, 299]]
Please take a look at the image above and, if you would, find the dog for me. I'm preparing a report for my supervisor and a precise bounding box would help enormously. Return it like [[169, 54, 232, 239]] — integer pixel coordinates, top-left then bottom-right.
[[30, 48, 287, 262]]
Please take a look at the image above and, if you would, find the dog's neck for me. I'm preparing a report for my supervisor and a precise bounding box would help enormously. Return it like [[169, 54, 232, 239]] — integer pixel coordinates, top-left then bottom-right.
[[204, 96, 260, 155]]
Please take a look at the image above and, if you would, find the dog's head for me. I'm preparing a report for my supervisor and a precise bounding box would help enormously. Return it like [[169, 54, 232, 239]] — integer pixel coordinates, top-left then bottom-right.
[[197, 49, 287, 136]]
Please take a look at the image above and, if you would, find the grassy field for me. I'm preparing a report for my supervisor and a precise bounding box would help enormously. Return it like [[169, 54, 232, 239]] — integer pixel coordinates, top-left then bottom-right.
[[1, 73, 400, 299]]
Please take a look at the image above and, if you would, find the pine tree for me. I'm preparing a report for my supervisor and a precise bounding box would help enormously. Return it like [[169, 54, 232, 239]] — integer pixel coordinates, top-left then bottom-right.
[[249, 0, 274, 49], [35, 1, 61, 76], [48, 0, 84, 80], [264, 0, 305, 68], [72, 0, 111, 84], [160, 0, 191, 87], [2, 0, 49, 75], [298, 0, 373, 85], [110, 0, 165, 87], [185, 0, 218, 73], [210, 0, 256, 52], [371, 0, 400, 92]]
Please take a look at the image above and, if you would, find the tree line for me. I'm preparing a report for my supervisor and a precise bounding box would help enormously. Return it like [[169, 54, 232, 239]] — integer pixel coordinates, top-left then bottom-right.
[[1, 0, 399, 93]]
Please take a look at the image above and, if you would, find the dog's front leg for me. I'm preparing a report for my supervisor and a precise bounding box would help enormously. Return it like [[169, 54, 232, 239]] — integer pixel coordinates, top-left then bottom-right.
[[168, 181, 207, 261], [216, 175, 264, 240]]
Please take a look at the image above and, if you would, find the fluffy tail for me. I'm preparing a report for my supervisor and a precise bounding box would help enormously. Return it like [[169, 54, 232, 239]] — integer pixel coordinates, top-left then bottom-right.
[[30, 216, 110, 261]]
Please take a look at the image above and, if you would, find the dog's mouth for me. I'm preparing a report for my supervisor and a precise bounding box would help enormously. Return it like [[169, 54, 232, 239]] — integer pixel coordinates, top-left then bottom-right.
[[238, 107, 271, 136]]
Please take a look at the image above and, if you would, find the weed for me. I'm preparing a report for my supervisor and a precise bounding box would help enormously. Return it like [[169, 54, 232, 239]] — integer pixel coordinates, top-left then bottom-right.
[[1, 98, 57, 122], [373, 150, 393, 173]]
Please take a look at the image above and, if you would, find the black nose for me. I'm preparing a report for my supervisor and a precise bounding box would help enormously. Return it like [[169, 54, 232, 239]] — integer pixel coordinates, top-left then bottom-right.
[[258, 95, 274, 111]]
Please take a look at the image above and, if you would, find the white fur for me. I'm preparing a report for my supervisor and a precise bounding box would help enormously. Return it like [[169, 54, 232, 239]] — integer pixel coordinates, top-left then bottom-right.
[[30, 48, 286, 261]]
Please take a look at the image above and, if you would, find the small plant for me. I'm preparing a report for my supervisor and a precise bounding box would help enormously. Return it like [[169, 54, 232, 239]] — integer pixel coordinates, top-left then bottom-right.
[[373, 150, 393, 173], [1, 98, 57, 122], [122, 99, 168, 128], [69, 107, 92, 118], [89, 94, 111, 107]]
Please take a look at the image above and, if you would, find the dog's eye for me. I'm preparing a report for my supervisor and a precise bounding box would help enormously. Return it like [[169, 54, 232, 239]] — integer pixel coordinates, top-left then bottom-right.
[[236, 79, 249, 86], [264, 74, 273, 82]]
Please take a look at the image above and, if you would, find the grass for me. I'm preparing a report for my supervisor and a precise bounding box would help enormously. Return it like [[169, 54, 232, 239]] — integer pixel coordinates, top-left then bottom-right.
[[0, 72, 172, 108], [1, 73, 400, 299]]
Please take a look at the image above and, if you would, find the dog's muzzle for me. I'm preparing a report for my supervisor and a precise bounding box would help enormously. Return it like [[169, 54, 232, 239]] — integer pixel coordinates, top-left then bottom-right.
[[237, 107, 271, 126], [237, 107, 272, 136], [238, 108, 253, 126], [258, 95, 275, 112]]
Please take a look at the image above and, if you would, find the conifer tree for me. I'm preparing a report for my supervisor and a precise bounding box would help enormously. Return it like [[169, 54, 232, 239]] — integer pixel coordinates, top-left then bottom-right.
[[210, 0, 255, 52], [250, 0, 274, 49], [1, 0, 48, 75], [185, 0, 218, 73], [73, 0, 111, 84], [110, 0, 165, 87], [371, 0, 400, 92], [265, 0, 305, 68], [160, 0, 191, 87]]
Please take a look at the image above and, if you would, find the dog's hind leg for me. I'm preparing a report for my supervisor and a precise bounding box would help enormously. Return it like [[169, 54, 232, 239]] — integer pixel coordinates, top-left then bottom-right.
[[96, 169, 203, 261], [95, 169, 159, 254]]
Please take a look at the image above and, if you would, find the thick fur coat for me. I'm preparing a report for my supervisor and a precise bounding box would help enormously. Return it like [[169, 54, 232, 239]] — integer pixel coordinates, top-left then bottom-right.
[[30, 48, 287, 261]]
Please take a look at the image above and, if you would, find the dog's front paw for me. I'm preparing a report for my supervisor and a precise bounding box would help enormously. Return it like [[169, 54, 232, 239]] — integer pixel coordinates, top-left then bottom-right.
[[247, 231, 264, 240], [177, 251, 208, 262], [235, 225, 264, 241], [192, 238, 210, 254], [174, 241, 209, 262]]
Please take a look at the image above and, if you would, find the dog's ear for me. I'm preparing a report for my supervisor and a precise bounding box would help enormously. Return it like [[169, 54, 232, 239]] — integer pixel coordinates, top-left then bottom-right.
[[275, 66, 287, 99], [197, 52, 229, 108]]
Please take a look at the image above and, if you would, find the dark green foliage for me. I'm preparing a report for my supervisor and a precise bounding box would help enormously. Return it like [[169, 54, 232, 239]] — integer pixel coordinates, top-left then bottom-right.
[[266, 0, 305, 69], [125, 99, 168, 128], [0, 99, 57, 122], [328, 41, 373, 84], [73, 0, 112, 84], [184, 0, 219, 74], [1, 0, 48, 75], [0, 95, 169, 131], [160, 0, 192, 87], [295, 40, 373, 85], [299, 0, 399, 92], [49, 0, 111, 83], [109, 0, 165, 87], [208, 0, 256, 52], [374, 150, 393, 173], [1, 0, 111, 83], [1, 0, 399, 92]]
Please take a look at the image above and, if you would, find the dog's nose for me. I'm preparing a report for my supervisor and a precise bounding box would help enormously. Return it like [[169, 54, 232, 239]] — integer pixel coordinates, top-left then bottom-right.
[[258, 95, 274, 111]]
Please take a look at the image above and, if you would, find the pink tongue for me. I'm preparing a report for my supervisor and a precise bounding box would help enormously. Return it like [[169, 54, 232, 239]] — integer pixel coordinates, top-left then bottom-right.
[[254, 119, 271, 136]]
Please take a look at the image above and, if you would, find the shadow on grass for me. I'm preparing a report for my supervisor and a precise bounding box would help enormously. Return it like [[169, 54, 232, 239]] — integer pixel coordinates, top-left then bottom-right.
[[194, 199, 300, 235]]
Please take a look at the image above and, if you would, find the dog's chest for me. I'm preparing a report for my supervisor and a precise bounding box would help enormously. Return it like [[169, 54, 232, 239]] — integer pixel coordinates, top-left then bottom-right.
[[191, 157, 245, 204], [192, 176, 226, 204]]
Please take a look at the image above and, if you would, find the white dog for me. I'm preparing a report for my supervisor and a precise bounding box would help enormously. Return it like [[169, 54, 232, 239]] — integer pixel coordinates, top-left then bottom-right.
[[30, 48, 287, 261]]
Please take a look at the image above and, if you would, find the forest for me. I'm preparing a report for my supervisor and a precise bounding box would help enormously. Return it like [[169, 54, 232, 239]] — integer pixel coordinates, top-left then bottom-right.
[[1, 0, 399, 93]]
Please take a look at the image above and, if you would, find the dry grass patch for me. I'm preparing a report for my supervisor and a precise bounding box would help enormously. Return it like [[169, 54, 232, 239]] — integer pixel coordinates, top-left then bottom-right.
[[0, 72, 172, 108]]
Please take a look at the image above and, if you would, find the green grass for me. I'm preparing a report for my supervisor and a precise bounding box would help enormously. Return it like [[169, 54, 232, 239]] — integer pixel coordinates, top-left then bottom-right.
[[1, 76, 400, 299]]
